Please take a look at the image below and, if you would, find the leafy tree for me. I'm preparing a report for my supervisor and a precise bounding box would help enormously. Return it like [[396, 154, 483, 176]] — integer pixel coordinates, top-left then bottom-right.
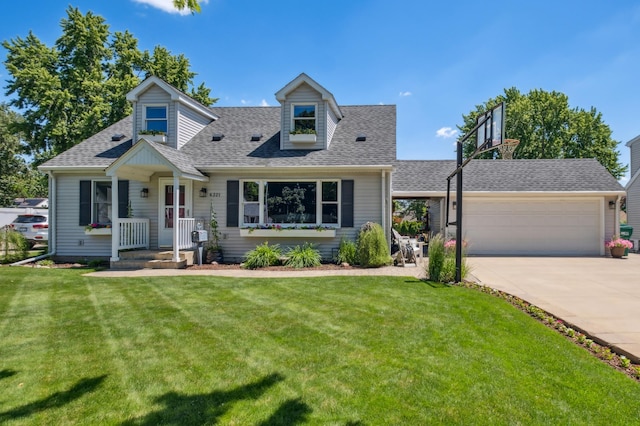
[[2, 6, 216, 165], [458, 88, 626, 179], [0, 104, 46, 206], [173, 0, 202, 13]]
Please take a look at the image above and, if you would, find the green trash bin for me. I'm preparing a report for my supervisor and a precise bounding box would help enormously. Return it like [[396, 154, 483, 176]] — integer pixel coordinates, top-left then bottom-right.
[[620, 225, 633, 255]]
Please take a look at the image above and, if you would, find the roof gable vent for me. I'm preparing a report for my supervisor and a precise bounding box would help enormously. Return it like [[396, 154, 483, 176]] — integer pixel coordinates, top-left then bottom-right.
[[111, 133, 126, 141], [212, 133, 224, 141], [356, 133, 367, 142]]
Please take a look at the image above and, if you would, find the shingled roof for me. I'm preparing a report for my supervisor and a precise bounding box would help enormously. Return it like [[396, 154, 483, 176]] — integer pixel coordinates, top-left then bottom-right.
[[393, 159, 625, 193], [181, 105, 396, 168]]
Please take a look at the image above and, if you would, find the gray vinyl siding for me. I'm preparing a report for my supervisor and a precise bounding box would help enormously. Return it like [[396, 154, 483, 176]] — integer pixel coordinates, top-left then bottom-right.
[[177, 104, 212, 150], [630, 141, 640, 177], [203, 170, 384, 263], [627, 181, 640, 236], [326, 104, 339, 148], [427, 199, 442, 236], [281, 83, 325, 150], [54, 174, 113, 258], [134, 86, 176, 148]]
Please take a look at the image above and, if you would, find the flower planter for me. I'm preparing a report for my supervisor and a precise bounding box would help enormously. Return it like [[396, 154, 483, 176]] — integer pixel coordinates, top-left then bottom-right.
[[140, 133, 167, 143], [289, 133, 316, 144], [240, 229, 336, 238], [85, 228, 111, 235], [610, 246, 626, 258]]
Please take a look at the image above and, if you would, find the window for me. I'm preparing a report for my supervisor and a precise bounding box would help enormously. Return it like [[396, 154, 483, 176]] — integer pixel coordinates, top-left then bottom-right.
[[292, 104, 316, 133], [79, 180, 129, 226], [94, 182, 112, 224], [145, 105, 167, 133], [240, 180, 340, 226]]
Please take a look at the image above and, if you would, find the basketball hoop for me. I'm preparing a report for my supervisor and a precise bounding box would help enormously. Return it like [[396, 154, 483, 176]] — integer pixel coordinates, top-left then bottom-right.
[[498, 139, 519, 159]]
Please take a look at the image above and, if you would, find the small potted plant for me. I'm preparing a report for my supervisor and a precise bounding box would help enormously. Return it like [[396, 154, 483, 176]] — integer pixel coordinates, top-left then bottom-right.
[[205, 203, 223, 263], [289, 128, 317, 143], [605, 236, 633, 258]]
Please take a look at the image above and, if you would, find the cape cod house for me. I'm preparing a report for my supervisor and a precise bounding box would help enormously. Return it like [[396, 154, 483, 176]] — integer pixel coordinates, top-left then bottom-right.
[[39, 73, 625, 266]]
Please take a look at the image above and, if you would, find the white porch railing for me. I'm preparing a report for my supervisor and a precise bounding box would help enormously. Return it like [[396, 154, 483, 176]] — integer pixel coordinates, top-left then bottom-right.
[[178, 218, 196, 250], [118, 218, 150, 250]]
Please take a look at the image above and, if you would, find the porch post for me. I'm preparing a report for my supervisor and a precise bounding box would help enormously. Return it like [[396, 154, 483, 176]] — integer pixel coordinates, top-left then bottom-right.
[[110, 174, 120, 261], [173, 174, 180, 262]]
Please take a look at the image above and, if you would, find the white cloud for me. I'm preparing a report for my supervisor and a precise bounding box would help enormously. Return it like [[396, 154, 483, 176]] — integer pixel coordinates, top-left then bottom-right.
[[240, 99, 248, 105], [436, 127, 458, 138], [260, 99, 270, 107], [399, 91, 412, 97], [132, 0, 208, 15]]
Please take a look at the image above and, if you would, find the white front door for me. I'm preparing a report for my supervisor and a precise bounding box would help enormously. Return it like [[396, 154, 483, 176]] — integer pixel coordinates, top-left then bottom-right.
[[158, 178, 192, 247]]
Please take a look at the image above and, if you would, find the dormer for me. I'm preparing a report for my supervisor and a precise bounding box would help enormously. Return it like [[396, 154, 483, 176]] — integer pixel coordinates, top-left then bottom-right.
[[275, 73, 343, 150], [627, 135, 640, 178], [126, 76, 218, 150]]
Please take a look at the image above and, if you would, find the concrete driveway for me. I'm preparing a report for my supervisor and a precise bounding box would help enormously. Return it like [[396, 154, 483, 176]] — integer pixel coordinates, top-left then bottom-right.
[[468, 254, 640, 362]]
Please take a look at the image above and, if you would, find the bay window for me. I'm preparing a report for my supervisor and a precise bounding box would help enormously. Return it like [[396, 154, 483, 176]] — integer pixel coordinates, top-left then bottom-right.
[[240, 180, 340, 226]]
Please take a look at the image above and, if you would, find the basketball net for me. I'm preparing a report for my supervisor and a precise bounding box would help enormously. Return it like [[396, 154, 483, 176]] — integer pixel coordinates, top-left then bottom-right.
[[498, 139, 520, 159]]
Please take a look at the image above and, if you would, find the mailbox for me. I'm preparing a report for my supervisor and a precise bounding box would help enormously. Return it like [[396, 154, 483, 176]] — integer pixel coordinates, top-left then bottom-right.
[[191, 230, 208, 243]]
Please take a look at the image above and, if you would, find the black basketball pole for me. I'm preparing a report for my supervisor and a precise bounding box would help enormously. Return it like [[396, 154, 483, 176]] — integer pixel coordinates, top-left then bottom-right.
[[455, 139, 464, 283]]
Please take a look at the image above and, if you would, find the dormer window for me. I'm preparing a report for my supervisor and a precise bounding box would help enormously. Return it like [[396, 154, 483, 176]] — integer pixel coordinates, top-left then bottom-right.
[[145, 105, 168, 133], [292, 104, 316, 133]]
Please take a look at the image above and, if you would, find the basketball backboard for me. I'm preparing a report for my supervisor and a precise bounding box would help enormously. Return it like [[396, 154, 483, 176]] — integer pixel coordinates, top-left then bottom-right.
[[475, 102, 505, 153]]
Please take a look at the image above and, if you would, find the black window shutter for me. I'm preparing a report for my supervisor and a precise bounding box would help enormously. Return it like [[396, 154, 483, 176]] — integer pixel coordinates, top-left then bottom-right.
[[227, 180, 239, 227], [79, 180, 92, 226], [118, 180, 129, 218], [341, 180, 354, 228]]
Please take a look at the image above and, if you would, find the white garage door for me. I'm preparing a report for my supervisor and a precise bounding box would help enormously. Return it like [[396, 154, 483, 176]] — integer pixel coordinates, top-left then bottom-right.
[[463, 198, 601, 255]]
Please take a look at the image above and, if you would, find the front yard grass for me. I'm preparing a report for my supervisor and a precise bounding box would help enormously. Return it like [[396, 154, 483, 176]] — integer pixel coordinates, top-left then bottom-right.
[[1, 267, 639, 424]]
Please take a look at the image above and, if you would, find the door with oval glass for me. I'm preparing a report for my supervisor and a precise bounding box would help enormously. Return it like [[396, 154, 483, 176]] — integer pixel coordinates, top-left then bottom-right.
[[158, 178, 192, 247]]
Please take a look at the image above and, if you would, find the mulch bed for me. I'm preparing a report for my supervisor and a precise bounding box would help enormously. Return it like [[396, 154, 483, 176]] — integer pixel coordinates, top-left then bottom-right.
[[187, 262, 355, 271]]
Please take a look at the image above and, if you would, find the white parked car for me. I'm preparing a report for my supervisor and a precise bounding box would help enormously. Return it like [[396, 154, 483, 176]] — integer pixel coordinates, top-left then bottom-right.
[[10, 214, 48, 248]]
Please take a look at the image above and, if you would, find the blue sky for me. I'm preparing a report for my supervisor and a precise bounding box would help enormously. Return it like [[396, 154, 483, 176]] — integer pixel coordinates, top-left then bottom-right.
[[1, 0, 639, 183]]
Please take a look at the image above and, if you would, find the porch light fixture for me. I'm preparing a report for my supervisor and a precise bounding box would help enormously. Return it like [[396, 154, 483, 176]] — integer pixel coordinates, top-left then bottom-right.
[[199, 187, 208, 198], [609, 200, 616, 210], [452, 201, 457, 210], [140, 188, 149, 198]]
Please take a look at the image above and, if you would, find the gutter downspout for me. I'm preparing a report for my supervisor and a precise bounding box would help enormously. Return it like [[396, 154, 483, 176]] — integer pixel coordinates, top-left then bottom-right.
[[11, 171, 57, 266], [382, 170, 388, 244]]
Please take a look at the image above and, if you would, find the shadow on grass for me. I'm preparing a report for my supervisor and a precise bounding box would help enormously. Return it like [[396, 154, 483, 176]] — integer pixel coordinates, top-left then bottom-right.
[[0, 375, 107, 422], [0, 369, 18, 380], [257, 397, 312, 425], [122, 372, 288, 425], [421, 279, 451, 289]]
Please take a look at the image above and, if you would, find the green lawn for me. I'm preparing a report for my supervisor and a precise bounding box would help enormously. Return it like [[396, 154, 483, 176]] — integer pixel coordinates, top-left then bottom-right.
[[1, 268, 639, 425]]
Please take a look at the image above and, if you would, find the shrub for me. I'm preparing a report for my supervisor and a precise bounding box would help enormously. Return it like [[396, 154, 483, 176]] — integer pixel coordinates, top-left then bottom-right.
[[356, 222, 392, 268], [285, 243, 322, 268], [243, 242, 282, 269], [335, 237, 357, 265], [427, 233, 445, 281], [1, 228, 29, 264], [393, 220, 421, 236], [428, 234, 470, 283]]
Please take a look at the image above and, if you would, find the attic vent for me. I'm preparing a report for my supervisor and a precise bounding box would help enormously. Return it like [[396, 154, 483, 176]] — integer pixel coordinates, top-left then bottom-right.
[[251, 133, 262, 141], [212, 133, 224, 141], [356, 133, 367, 142], [111, 133, 126, 141]]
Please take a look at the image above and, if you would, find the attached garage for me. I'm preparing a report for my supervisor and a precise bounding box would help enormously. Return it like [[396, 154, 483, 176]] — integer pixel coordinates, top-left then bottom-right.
[[463, 198, 602, 255], [392, 159, 625, 257]]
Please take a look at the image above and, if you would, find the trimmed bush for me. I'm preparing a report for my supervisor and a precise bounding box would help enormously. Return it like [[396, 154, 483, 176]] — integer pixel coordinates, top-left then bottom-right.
[[285, 243, 322, 268], [243, 242, 282, 269], [1, 229, 29, 264], [427, 233, 445, 281], [356, 222, 392, 268], [335, 237, 357, 265]]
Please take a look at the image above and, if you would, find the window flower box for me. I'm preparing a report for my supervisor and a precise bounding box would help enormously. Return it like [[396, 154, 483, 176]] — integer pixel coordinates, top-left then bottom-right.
[[138, 132, 167, 143], [85, 224, 112, 235], [289, 133, 316, 143], [240, 228, 336, 238], [85, 228, 112, 235]]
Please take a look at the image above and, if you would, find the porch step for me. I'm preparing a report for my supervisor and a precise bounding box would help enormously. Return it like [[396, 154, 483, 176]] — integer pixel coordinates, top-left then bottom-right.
[[111, 249, 195, 270]]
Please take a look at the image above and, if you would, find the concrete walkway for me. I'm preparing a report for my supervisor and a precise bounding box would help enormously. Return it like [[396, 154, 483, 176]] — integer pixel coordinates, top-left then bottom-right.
[[468, 254, 640, 362]]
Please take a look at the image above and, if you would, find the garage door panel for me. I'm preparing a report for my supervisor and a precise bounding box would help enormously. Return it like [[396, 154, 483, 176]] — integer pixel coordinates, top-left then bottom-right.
[[463, 199, 601, 255]]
